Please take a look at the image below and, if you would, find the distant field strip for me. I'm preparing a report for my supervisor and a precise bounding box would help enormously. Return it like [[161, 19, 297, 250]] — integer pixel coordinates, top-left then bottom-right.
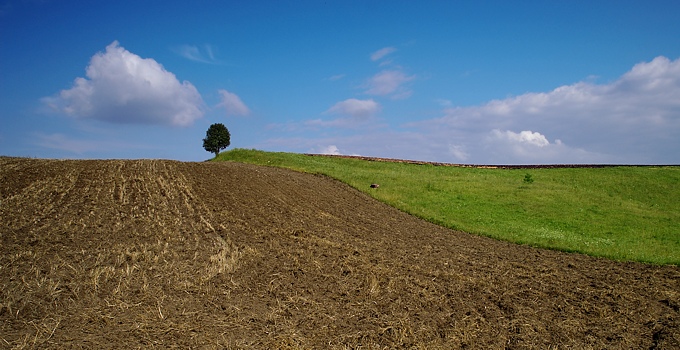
[[303, 153, 679, 169], [217, 149, 680, 265]]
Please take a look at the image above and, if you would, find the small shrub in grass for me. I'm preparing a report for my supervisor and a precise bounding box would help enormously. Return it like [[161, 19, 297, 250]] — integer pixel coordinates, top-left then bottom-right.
[[523, 173, 534, 184]]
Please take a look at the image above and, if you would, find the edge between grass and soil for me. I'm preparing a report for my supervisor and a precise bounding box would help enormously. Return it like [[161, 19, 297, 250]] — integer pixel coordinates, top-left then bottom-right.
[[214, 148, 680, 265]]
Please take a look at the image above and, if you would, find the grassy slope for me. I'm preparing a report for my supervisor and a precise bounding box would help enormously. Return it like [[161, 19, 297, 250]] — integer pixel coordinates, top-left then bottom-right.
[[215, 149, 680, 265]]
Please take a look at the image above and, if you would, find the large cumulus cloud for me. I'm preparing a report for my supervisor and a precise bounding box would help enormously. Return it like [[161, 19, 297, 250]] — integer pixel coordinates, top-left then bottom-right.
[[43, 41, 204, 127]]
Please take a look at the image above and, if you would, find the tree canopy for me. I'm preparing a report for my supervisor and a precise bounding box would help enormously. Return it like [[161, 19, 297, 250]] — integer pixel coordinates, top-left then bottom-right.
[[203, 123, 231, 157]]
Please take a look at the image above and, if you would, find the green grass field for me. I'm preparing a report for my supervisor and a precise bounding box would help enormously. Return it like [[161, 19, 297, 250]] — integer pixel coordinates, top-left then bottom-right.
[[215, 149, 680, 265]]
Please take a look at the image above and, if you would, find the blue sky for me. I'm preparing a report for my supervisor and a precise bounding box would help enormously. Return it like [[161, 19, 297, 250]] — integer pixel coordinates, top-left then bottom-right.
[[1, 0, 679, 164]]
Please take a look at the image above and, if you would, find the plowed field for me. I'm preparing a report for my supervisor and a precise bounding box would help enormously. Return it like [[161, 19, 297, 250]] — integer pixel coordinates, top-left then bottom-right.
[[1, 157, 678, 349]]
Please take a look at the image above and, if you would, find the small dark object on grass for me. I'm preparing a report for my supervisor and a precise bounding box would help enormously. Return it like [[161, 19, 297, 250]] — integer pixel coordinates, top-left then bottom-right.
[[370, 183, 380, 188]]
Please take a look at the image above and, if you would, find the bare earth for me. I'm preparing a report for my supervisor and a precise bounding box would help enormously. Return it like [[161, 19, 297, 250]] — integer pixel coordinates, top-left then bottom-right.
[[1, 158, 678, 349]]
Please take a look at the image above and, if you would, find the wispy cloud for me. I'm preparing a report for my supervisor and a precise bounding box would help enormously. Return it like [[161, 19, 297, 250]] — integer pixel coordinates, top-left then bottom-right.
[[301, 99, 382, 129], [365, 46, 416, 98], [328, 74, 346, 81], [325, 98, 380, 118], [174, 44, 223, 64], [42, 41, 205, 127], [364, 70, 416, 98], [217, 89, 250, 116], [268, 99, 382, 131], [370, 47, 396, 61]]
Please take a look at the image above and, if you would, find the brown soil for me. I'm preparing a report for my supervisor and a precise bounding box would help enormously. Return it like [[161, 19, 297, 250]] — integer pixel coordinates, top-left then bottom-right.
[[1, 157, 678, 349]]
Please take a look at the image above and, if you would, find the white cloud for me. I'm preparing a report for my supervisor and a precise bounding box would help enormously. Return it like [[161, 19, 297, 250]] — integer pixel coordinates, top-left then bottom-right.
[[266, 99, 382, 131], [261, 56, 680, 164], [448, 144, 469, 162], [370, 47, 396, 61], [302, 99, 382, 129], [308, 145, 362, 156], [42, 41, 204, 127], [493, 130, 550, 147], [316, 145, 341, 155], [484, 130, 606, 164], [218, 89, 250, 116], [174, 44, 221, 64], [364, 70, 415, 98], [325, 98, 380, 118], [410, 55, 680, 163]]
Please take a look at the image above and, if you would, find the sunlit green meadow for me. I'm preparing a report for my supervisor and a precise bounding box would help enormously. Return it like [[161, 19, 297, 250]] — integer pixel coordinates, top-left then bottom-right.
[[215, 149, 680, 265]]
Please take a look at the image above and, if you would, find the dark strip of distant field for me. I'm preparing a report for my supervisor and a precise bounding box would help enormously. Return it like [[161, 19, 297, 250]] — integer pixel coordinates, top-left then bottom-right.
[[304, 154, 679, 169]]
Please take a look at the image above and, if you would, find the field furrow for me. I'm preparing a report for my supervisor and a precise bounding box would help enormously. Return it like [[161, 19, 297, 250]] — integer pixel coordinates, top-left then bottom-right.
[[1, 157, 678, 349]]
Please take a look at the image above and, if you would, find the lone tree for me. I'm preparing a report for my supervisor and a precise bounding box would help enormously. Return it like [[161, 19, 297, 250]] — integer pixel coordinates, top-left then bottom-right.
[[203, 123, 231, 157]]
